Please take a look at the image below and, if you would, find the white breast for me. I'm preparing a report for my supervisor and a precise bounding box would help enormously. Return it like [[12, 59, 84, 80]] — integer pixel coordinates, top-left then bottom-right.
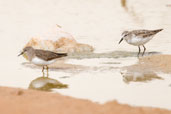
[[126, 35, 153, 46], [31, 57, 56, 66]]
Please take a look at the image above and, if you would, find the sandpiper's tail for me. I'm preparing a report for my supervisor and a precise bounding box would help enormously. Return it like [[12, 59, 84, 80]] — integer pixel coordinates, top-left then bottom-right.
[[56, 53, 67, 57], [152, 29, 163, 33]]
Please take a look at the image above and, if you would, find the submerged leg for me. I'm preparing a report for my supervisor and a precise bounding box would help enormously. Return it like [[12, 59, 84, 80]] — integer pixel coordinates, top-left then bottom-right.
[[42, 66, 45, 77], [46, 65, 49, 77], [142, 45, 146, 56], [137, 46, 141, 57]]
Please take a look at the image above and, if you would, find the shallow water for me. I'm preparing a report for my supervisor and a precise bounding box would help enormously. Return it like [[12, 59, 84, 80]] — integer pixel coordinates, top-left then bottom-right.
[[0, 0, 171, 110]]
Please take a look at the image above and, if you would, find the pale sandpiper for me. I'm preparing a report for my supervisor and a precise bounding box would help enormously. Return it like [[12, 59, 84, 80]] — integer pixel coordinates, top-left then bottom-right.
[[119, 29, 163, 57]]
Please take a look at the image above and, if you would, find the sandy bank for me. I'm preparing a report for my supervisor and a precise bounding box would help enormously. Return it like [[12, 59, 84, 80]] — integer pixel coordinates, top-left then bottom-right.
[[0, 86, 170, 114], [121, 54, 171, 83], [124, 55, 171, 73]]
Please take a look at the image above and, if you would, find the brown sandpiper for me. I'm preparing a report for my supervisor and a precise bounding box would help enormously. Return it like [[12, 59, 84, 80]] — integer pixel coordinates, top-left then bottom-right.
[[18, 46, 67, 77]]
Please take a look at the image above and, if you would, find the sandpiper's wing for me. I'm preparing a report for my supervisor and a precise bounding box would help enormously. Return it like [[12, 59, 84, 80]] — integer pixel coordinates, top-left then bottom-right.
[[35, 49, 67, 61], [131, 29, 163, 38]]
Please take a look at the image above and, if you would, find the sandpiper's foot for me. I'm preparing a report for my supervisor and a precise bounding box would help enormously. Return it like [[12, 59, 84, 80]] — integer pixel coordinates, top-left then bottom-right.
[[142, 45, 146, 56], [137, 46, 141, 58], [42, 66, 45, 77], [46, 66, 49, 77]]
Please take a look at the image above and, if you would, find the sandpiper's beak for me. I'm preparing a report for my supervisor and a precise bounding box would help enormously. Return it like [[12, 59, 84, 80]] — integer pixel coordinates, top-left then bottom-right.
[[18, 51, 24, 56], [118, 37, 123, 44]]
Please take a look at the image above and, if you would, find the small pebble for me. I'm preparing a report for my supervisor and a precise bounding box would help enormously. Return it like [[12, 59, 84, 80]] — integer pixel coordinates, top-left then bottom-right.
[[17, 90, 24, 95]]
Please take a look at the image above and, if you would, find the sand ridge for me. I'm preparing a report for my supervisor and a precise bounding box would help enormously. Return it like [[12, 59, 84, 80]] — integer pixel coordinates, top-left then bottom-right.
[[0, 86, 170, 114]]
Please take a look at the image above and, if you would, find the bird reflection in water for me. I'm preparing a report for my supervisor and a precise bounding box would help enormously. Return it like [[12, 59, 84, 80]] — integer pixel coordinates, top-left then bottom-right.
[[121, 70, 163, 84], [29, 76, 68, 91]]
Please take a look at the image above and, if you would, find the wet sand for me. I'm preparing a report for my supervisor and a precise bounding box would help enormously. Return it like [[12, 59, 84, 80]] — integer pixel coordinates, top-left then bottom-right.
[[0, 86, 170, 114], [124, 55, 171, 73]]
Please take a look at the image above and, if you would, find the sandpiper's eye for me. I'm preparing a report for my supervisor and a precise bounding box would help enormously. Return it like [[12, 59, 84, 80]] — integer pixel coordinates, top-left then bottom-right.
[[124, 34, 128, 37], [23, 50, 26, 53]]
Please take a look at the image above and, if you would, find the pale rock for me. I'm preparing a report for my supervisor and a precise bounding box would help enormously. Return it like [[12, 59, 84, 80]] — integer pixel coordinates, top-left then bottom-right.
[[25, 25, 94, 53]]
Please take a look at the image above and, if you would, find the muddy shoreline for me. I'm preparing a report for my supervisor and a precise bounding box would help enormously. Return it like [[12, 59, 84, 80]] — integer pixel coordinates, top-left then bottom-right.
[[0, 86, 170, 114], [124, 54, 171, 73], [121, 54, 171, 83]]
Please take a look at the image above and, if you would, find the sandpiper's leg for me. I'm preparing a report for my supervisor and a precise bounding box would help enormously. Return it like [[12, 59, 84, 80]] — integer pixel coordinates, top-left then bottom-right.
[[137, 46, 141, 57], [142, 45, 146, 56], [42, 66, 45, 77], [46, 65, 49, 77]]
